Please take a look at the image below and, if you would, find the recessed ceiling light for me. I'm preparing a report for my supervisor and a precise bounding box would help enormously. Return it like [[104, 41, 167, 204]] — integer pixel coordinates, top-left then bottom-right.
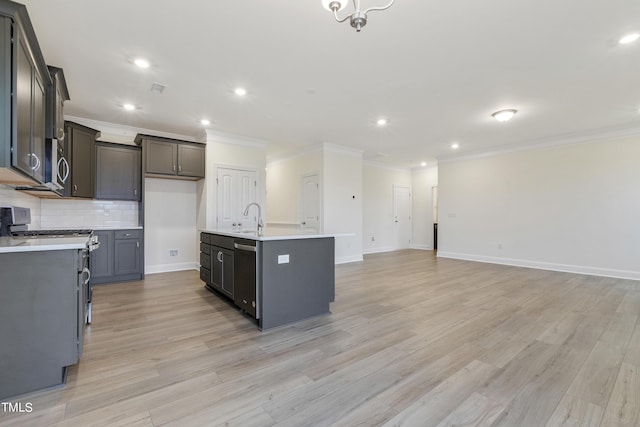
[[234, 87, 247, 96], [492, 109, 517, 122], [376, 118, 388, 126], [420, 161, 427, 167], [619, 33, 640, 44], [134, 58, 150, 68], [200, 119, 211, 126], [451, 142, 460, 149], [123, 103, 136, 111]]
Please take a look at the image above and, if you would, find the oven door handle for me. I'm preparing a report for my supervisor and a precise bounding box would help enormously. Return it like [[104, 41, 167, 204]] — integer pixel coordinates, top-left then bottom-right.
[[82, 267, 91, 284]]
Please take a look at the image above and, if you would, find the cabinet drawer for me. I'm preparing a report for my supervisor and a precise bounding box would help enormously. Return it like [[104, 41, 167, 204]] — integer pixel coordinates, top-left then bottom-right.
[[200, 242, 211, 255], [210, 234, 235, 250], [199, 267, 210, 284], [114, 229, 142, 240], [200, 252, 211, 270], [200, 233, 211, 244]]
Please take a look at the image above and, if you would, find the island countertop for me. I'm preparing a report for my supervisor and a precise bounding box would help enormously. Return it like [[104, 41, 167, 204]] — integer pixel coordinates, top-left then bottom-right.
[[0, 236, 90, 253], [200, 228, 350, 241]]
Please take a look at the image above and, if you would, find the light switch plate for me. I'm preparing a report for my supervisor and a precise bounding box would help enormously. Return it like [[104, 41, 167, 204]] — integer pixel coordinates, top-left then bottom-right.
[[278, 254, 290, 264]]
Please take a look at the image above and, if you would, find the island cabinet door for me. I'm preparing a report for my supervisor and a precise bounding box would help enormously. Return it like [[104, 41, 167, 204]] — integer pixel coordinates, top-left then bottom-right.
[[211, 247, 224, 292]]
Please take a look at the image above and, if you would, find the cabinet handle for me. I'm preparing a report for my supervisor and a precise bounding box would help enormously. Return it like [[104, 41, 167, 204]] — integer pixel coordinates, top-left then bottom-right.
[[73, 184, 78, 193], [178, 165, 182, 173], [133, 189, 137, 195], [136, 241, 139, 248], [58, 157, 70, 183], [29, 153, 41, 171], [124, 233, 132, 236], [217, 251, 223, 262], [82, 267, 91, 284], [173, 165, 176, 172]]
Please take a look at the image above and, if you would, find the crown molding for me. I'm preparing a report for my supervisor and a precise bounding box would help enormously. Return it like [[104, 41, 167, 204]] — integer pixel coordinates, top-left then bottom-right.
[[437, 123, 640, 164], [323, 143, 363, 157], [363, 160, 411, 174], [64, 116, 196, 143], [204, 129, 268, 150], [267, 145, 324, 167]]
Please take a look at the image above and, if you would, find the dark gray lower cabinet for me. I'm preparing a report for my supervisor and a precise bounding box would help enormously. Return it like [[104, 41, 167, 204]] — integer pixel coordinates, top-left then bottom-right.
[[201, 234, 234, 298], [199, 232, 335, 330], [91, 229, 143, 284], [0, 248, 85, 399]]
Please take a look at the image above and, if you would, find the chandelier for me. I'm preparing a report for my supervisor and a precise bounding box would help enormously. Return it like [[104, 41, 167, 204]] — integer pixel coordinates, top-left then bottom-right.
[[321, 0, 396, 32]]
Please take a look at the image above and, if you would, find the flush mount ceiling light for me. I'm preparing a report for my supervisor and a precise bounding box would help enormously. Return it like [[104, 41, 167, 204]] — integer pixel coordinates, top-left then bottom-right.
[[200, 119, 211, 126], [123, 103, 136, 111], [492, 109, 517, 122], [234, 87, 247, 96], [321, 0, 395, 32], [134, 58, 150, 68], [619, 33, 640, 44]]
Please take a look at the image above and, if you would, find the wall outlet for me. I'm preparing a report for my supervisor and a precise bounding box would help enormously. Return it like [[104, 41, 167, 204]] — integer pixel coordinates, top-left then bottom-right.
[[169, 249, 179, 257]]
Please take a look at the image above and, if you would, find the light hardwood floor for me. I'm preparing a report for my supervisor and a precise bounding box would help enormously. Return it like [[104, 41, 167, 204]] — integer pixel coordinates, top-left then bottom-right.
[[1, 250, 639, 427]]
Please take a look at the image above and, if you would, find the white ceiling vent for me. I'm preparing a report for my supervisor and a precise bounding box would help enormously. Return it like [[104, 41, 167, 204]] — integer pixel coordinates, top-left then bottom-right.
[[150, 82, 167, 94]]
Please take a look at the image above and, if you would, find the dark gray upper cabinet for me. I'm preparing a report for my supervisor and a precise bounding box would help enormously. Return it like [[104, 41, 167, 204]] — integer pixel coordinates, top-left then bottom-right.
[[45, 66, 69, 141], [0, 2, 51, 184], [63, 121, 100, 198], [95, 142, 141, 201], [134, 134, 205, 180]]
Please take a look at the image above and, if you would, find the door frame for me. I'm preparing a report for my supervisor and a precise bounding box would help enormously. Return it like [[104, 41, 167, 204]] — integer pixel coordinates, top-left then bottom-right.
[[392, 184, 412, 249], [300, 172, 322, 232]]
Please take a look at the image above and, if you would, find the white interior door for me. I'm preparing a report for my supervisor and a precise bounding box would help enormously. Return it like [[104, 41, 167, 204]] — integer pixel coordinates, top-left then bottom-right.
[[393, 185, 411, 249], [238, 169, 258, 230], [217, 168, 257, 231], [302, 174, 320, 231]]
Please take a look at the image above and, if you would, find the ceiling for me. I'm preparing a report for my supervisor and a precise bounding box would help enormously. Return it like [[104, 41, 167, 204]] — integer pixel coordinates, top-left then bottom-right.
[[17, 0, 640, 168]]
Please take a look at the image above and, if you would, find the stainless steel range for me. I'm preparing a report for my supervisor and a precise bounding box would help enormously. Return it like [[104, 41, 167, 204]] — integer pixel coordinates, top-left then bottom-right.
[[0, 206, 99, 324]]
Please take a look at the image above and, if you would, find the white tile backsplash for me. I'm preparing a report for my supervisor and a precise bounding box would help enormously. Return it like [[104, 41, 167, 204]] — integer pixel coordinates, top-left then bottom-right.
[[40, 199, 139, 229], [0, 186, 139, 229]]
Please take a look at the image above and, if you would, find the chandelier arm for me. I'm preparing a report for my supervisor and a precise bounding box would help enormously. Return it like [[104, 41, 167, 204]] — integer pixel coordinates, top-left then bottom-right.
[[332, 8, 351, 23], [363, 0, 395, 14]]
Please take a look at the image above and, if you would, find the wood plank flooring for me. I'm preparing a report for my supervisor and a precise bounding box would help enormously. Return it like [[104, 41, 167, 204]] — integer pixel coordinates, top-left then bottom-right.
[[1, 250, 639, 426]]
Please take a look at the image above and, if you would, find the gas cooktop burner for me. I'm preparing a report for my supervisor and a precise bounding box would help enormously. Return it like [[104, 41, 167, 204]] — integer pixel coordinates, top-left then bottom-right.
[[12, 229, 94, 238]]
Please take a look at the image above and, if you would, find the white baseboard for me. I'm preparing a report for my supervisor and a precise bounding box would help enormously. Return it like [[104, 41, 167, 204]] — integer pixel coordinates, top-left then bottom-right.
[[363, 246, 395, 255], [335, 254, 364, 264], [436, 251, 640, 281], [146, 262, 199, 274], [410, 243, 432, 251]]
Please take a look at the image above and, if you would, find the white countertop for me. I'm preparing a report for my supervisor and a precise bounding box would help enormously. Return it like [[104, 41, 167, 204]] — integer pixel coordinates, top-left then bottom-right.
[[201, 228, 351, 241], [0, 236, 90, 253]]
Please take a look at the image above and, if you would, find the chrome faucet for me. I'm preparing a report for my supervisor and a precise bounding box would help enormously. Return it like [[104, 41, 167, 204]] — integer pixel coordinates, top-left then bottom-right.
[[243, 202, 264, 236]]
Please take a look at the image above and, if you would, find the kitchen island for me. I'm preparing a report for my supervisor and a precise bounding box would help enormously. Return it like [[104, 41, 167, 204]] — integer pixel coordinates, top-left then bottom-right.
[[200, 229, 335, 330], [0, 236, 90, 399]]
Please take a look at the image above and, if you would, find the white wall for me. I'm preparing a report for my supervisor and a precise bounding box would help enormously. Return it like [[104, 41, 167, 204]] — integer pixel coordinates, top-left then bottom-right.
[[362, 163, 412, 254], [200, 130, 267, 231], [411, 166, 438, 250], [266, 149, 323, 226], [144, 178, 197, 273], [438, 135, 640, 280], [323, 145, 363, 264]]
